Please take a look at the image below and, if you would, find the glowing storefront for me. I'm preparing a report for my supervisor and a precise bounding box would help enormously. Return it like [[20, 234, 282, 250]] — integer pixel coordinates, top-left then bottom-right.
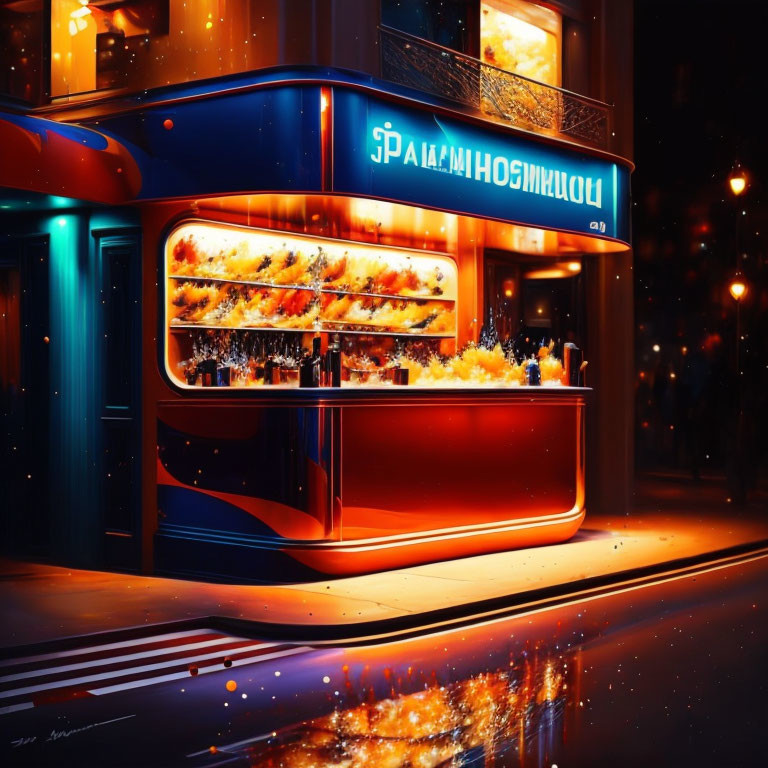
[[0, 0, 634, 580]]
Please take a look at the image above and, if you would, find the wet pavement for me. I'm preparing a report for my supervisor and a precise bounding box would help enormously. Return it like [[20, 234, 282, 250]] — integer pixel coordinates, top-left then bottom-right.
[[1, 473, 767, 766], [1, 476, 767, 649], [1, 548, 766, 766]]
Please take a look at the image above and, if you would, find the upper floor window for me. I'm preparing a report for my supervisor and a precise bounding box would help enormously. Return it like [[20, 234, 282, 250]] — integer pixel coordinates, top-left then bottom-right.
[[1, 0, 44, 103], [381, 0, 479, 58], [480, 0, 561, 86], [50, 0, 277, 99]]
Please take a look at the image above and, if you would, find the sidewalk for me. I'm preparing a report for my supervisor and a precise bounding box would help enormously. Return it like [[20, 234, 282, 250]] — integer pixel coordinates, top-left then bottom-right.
[[2, 473, 767, 651]]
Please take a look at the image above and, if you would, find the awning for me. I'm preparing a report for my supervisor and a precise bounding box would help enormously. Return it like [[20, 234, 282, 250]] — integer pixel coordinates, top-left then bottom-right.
[[0, 111, 141, 205]]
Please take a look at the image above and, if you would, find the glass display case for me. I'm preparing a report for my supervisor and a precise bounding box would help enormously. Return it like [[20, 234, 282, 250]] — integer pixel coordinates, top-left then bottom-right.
[[164, 221, 581, 392]]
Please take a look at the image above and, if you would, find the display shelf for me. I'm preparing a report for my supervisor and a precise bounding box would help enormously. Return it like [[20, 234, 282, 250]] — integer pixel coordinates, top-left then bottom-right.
[[169, 323, 314, 333], [320, 286, 455, 302], [169, 323, 455, 338], [320, 325, 455, 338], [168, 274, 456, 303], [167, 274, 315, 291]]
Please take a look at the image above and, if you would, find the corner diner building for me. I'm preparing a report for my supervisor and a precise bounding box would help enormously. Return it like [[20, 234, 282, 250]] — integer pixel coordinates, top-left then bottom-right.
[[0, 0, 634, 582]]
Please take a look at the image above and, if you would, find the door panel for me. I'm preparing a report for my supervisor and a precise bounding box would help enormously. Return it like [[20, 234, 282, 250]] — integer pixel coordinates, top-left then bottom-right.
[[96, 233, 141, 570]]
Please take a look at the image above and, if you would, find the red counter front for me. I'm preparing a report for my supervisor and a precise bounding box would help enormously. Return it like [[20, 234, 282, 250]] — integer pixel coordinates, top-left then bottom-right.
[[155, 387, 585, 579]]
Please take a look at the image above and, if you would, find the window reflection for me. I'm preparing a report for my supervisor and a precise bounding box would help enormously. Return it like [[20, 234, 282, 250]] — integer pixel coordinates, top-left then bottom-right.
[[50, 0, 276, 98]]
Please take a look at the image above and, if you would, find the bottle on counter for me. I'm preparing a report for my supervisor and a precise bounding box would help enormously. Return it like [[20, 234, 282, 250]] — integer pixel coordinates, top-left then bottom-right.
[[563, 343, 584, 387], [299, 335, 322, 388], [326, 333, 342, 387], [198, 359, 218, 387], [525, 358, 541, 386], [393, 367, 410, 386], [263, 357, 278, 386]]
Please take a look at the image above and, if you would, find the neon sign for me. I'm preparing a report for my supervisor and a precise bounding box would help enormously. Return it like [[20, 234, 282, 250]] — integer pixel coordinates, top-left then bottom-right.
[[370, 120, 604, 210], [333, 91, 630, 243]]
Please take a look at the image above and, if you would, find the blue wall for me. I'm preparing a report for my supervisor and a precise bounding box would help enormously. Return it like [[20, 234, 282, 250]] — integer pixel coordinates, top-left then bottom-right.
[[40, 207, 139, 566]]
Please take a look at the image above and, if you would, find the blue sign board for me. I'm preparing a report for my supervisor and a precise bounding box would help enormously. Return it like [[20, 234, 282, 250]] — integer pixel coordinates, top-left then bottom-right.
[[332, 90, 630, 244], [90, 85, 323, 201]]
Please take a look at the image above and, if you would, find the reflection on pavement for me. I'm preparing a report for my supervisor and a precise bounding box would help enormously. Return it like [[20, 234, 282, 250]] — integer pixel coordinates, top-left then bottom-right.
[[241, 650, 574, 768]]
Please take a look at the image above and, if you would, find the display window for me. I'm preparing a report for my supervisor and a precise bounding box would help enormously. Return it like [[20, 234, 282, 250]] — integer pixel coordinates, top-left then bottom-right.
[[163, 220, 579, 390], [164, 221, 459, 389]]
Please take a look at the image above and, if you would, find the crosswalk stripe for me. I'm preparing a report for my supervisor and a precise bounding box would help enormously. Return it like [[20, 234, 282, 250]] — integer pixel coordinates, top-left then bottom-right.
[[0, 642, 282, 701], [0, 628, 222, 669], [0, 701, 34, 716], [88, 646, 311, 696], [2, 632, 231, 677], [0, 636, 250, 684]]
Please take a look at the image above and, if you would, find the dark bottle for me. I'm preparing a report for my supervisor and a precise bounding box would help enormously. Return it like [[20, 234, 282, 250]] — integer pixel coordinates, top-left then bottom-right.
[[326, 333, 342, 387], [198, 359, 218, 387], [525, 358, 541, 386], [263, 357, 277, 386], [563, 343, 583, 387], [300, 335, 322, 388]]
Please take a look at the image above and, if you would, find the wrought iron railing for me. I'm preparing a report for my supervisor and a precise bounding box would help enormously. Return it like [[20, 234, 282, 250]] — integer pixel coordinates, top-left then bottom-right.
[[379, 25, 610, 150]]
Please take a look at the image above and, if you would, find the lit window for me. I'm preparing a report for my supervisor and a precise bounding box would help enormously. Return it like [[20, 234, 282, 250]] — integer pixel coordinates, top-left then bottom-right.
[[480, 0, 562, 86]]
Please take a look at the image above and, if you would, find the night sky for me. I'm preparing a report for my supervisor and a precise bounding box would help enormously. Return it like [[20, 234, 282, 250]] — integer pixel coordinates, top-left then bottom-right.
[[633, 0, 767, 489]]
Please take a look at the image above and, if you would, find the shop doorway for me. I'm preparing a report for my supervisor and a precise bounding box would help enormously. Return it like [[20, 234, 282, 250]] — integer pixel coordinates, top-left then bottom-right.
[[484, 251, 586, 357], [0, 236, 51, 556], [95, 230, 142, 571]]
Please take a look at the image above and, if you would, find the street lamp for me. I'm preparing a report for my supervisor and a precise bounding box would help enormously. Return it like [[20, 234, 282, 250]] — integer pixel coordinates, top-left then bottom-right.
[[728, 169, 747, 196], [729, 273, 748, 371], [729, 278, 747, 301], [727, 169, 748, 505]]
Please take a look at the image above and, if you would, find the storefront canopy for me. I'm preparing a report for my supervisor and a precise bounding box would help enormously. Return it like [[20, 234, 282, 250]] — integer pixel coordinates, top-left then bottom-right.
[[0, 111, 141, 205], [3, 68, 631, 247]]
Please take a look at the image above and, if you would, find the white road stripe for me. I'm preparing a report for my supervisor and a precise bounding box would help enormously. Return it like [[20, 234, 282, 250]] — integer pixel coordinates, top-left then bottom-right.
[[0, 642, 284, 700], [0, 628, 222, 669], [89, 646, 312, 695], [0, 636, 249, 683], [0, 701, 34, 716]]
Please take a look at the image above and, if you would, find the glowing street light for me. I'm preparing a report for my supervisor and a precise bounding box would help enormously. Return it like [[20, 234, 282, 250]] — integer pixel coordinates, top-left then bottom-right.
[[729, 279, 747, 301], [728, 169, 747, 196]]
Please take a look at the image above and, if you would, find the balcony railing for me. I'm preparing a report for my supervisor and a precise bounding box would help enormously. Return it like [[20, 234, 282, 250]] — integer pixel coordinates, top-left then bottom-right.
[[379, 25, 610, 150]]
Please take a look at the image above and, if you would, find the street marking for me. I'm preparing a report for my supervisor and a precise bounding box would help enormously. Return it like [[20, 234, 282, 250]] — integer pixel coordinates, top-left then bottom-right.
[[89, 646, 310, 695], [0, 701, 34, 716], [0, 642, 283, 700], [0, 628, 222, 669], [0, 636, 250, 683]]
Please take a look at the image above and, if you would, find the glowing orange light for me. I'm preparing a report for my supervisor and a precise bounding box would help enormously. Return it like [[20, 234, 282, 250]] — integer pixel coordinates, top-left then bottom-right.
[[728, 171, 747, 196], [567, 261, 581, 272], [225, 680, 237, 692], [729, 280, 747, 300]]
